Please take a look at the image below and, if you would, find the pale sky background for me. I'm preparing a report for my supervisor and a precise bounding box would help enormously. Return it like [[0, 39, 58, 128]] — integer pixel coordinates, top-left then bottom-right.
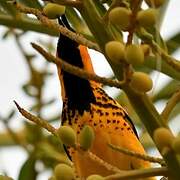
[[0, 1, 180, 179]]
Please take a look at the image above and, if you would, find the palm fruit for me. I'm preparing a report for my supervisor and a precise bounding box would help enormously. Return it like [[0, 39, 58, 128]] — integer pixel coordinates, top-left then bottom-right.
[[86, 174, 104, 180], [105, 41, 125, 63], [48, 176, 56, 180], [130, 72, 153, 93], [109, 7, 132, 31], [57, 126, 76, 147], [153, 128, 175, 150], [43, 3, 66, 19], [137, 8, 157, 29], [172, 136, 180, 154], [125, 44, 144, 65], [54, 164, 75, 180], [140, 44, 151, 56], [79, 125, 95, 150]]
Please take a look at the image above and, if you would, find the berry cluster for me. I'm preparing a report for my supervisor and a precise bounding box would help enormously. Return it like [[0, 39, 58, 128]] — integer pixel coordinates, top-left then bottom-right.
[[105, 0, 166, 93]]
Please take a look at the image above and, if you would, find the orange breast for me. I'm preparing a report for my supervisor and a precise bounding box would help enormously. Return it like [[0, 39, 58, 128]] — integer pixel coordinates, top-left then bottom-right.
[[65, 84, 153, 179]]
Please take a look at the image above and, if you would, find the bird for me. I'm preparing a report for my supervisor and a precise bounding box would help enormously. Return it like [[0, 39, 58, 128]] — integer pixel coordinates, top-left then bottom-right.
[[56, 14, 155, 179]]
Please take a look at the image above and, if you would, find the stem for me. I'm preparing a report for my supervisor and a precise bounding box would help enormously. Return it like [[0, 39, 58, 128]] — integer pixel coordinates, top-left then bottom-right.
[[42, 0, 82, 8], [79, 0, 124, 79], [161, 90, 180, 123], [144, 56, 180, 81], [13, 1, 100, 51], [87, 151, 123, 173], [2, 120, 28, 150], [104, 167, 168, 180], [0, 14, 59, 36], [108, 143, 165, 166], [31, 43, 124, 88], [152, 41, 180, 72], [14, 101, 57, 136]]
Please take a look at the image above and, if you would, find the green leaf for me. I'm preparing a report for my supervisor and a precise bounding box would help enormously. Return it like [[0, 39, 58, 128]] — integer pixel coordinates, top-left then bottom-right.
[[144, 56, 180, 81], [166, 32, 180, 54], [153, 80, 180, 102], [169, 103, 180, 120], [18, 157, 37, 180], [65, 7, 92, 37], [17, 0, 42, 9], [0, 0, 18, 16], [150, 27, 168, 52]]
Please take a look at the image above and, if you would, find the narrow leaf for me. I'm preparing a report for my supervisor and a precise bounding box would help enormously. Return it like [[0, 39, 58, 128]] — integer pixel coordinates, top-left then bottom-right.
[[18, 157, 37, 180]]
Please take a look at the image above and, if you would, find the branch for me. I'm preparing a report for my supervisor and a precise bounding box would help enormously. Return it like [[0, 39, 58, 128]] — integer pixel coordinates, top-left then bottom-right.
[[87, 151, 124, 173], [13, 1, 100, 51], [152, 41, 180, 72], [1, 120, 28, 150], [0, 14, 59, 36], [14, 101, 57, 136], [31, 43, 124, 89], [41, 0, 82, 8], [108, 143, 165, 166], [161, 90, 180, 123], [104, 167, 168, 180]]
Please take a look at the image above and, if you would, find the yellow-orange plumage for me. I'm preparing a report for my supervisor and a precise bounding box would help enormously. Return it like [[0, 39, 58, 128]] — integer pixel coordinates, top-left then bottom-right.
[[62, 83, 153, 178]]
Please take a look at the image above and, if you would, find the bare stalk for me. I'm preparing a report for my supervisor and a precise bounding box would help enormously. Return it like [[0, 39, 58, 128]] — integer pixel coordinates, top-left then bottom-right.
[[31, 42, 124, 88]]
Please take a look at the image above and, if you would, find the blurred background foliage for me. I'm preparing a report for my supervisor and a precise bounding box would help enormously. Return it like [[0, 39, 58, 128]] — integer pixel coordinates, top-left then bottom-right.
[[0, 0, 179, 179]]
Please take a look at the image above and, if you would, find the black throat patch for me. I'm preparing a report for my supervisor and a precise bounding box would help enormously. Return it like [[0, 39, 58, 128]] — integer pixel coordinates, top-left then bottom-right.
[[57, 34, 96, 115]]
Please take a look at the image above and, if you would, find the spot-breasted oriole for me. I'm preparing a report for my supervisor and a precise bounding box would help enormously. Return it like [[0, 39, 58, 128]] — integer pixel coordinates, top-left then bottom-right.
[[56, 15, 155, 180]]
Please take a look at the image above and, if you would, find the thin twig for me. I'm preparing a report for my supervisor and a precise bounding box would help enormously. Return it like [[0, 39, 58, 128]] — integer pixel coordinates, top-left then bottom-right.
[[31, 42, 124, 89], [151, 41, 180, 72], [127, 0, 143, 45], [73, 144, 125, 174], [87, 151, 125, 173], [2, 120, 28, 150], [14, 101, 57, 136], [41, 0, 82, 8], [104, 167, 168, 180], [13, 1, 100, 51], [161, 90, 180, 123], [108, 143, 165, 166]]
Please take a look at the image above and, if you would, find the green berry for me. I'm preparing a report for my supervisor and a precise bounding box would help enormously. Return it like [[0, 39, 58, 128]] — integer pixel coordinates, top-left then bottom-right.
[[109, 7, 131, 31], [125, 44, 144, 65], [105, 41, 125, 63], [153, 128, 174, 150], [145, 0, 165, 8], [86, 175, 104, 180], [79, 125, 95, 150], [43, 3, 66, 19], [54, 164, 75, 180], [57, 126, 76, 147], [137, 9, 157, 28], [130, 72, 153, 93], [172, 136, 180, 154]]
